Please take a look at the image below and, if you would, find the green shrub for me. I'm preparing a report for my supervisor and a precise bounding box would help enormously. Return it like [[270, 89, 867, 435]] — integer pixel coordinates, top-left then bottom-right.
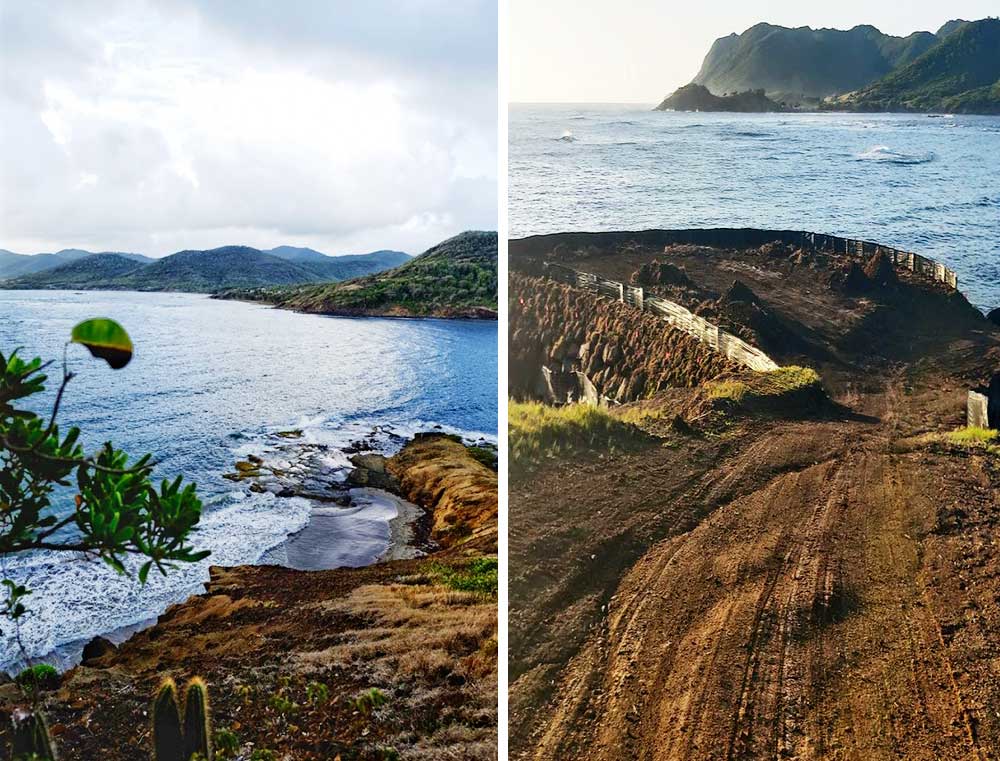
[[427, 557, 498, 595], [15, 663, 59, 692]]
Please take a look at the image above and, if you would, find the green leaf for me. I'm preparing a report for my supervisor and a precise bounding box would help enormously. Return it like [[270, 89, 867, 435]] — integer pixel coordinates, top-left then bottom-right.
[[70, 319, 133, 369]]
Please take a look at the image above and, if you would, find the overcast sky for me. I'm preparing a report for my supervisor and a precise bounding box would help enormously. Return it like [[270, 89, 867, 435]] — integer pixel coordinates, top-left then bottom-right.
[[0, 0, 497, 257], [510, 0, 999, 103]]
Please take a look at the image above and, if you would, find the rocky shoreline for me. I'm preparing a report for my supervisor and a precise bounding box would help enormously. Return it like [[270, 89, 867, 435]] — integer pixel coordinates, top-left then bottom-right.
[[0, 432, 499, 760]]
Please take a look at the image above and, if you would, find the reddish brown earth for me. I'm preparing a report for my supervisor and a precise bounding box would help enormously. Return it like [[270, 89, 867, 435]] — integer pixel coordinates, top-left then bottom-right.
[[509, 235, 1000, 760], [1, 435, 498, 761]]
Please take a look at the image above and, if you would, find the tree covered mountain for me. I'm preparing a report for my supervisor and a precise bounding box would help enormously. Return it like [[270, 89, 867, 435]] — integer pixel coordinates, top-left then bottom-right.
[[690, 23, 939, 103], [0, 248, 150, 279], [669, 18, 999, 114], [215, 231, 498, 318], [828, 18, 1000, 113], [0, 244, 411, 292]]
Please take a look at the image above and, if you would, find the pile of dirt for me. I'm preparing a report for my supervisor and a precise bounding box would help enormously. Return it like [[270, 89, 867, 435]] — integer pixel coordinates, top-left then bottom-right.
[[0, 435, 498, 761], [630, 259, 694, 288], [510, 274, 740, 404], [863, 250, 899, 287]]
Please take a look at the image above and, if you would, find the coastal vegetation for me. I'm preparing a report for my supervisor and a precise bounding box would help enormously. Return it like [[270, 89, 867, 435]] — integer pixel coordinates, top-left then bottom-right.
[[218, 230, 499, 319]]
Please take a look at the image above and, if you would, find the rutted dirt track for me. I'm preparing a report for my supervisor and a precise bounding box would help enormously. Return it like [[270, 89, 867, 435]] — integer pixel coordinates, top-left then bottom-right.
[[509, 234, 1000, 760]]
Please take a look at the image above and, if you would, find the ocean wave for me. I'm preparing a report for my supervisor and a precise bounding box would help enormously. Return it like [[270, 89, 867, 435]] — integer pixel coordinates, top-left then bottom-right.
[[856, 145, 936, 165], [555, 130, 576, 142], [0, 491, 313, 672]]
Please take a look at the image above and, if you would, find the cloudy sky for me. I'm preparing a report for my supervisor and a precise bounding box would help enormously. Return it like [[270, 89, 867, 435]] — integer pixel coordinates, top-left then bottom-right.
[[511, 0, 999, 103], [0, 0, 497, 257]]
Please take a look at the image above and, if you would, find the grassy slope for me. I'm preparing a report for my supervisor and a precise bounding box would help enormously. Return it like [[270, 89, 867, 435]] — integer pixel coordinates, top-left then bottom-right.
[[221, 230, 498, 318]]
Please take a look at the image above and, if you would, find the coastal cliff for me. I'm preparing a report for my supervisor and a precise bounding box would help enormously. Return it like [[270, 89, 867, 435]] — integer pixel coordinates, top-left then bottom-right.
[[0, 434, 498, 761]]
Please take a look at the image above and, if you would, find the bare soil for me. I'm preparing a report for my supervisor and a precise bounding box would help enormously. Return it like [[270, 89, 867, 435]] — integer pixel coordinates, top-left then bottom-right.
[[510, 236, 1000, 760]]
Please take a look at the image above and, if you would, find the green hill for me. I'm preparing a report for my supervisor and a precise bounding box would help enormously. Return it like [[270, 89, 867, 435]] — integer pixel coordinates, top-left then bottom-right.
[[5, 254, 144, 289], [0, 248, 149, 280], [216, 231, 498, 318], [1, 245, 411, 293], [269, 248, 411, 281], [829, 19, 1000, 113], [655, 84, 784, 112], [691, 22, 939, 103]]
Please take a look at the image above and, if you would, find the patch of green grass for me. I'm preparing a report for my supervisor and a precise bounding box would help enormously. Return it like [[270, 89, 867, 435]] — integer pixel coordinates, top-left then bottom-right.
[[427, 557, 498, 596], [706, 380, 749, 402], [705, 366, 822, 405], [947, 426, 999, 446], [509, 400, 648, 474]]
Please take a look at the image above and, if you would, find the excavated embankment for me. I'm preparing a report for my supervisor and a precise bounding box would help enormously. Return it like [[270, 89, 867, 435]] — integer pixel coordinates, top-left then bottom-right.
[[510, 273, 741, 403]]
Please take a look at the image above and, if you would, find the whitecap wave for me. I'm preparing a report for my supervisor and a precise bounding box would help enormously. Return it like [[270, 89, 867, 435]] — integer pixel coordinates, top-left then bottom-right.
[[1, 491, 312, 672], [857, 145, 936, 165], [555, 130, 576, 142]]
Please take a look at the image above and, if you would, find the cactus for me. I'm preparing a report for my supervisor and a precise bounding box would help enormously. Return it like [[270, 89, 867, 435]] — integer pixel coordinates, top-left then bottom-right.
[[10, 708, 57, 760], [152, 676, 212, 761], [182, 678, 212, 761], [153, 678, 184, 761]]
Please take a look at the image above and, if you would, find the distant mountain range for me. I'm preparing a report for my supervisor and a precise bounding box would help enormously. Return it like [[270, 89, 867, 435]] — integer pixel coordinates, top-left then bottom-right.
[[0, 245, 410, 292], [216, 230, 498, 319], [658, 17, 999, 114]]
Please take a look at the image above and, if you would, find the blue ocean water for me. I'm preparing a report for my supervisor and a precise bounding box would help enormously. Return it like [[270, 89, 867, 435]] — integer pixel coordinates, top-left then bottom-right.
[[510, 105, 1000, 310], [0, 291, 497, 669]]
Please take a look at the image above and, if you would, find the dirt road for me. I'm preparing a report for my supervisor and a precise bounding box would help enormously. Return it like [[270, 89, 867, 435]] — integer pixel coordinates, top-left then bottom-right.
[[510, 236, 1000, 760]]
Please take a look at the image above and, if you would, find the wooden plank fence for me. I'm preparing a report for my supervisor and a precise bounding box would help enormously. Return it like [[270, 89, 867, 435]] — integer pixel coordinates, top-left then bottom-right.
[[801, 232, 958, 290], [546, 263, 780, 373]]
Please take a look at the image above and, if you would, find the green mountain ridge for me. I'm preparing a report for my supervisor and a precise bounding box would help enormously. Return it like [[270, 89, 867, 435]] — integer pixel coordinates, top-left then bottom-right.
[[215, 230, 498, 319], [691, 22, 940, 102], [829, 18, 1000, 113], [1, 245, 412, 292]]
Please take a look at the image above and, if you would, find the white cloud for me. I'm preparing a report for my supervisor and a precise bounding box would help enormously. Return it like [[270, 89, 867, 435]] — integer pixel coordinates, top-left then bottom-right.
[[0, 0, 497, 256]]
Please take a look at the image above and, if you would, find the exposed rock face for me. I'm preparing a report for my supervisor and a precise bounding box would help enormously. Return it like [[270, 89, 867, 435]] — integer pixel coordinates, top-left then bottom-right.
[[986, 307, 1000, 326], [80, 637, 117, 667], [509, 274, 740, 404], [347, 453, 401, 492]]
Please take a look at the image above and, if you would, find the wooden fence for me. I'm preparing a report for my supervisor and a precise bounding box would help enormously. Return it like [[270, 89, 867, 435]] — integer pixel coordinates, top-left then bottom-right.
[[546, 263, 780, 372]]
